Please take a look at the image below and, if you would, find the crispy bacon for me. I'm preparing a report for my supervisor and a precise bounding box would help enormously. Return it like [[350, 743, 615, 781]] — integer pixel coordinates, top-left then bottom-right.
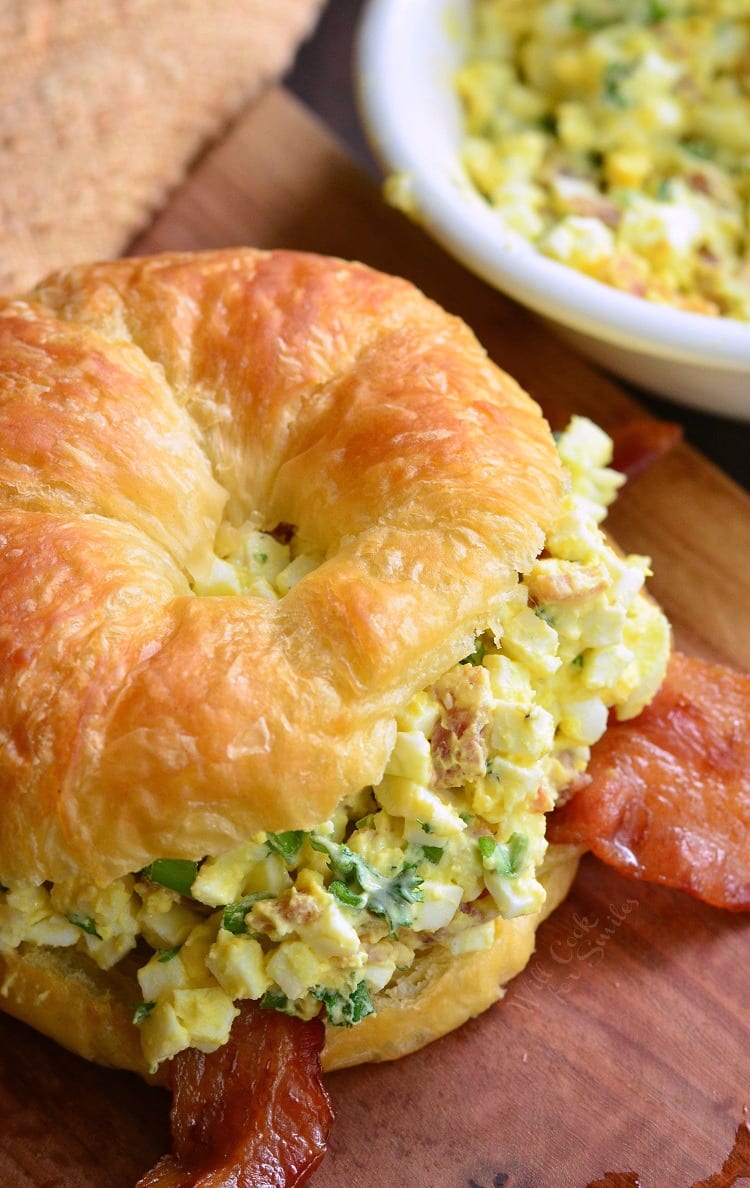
[[548, 651, 750, 910], [136, 1002, 333, 1188], [610, 418, 683, 483]]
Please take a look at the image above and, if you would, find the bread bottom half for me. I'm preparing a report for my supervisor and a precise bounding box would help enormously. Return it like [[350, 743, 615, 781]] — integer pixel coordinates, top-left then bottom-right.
[[0, 844, 583, 1083]]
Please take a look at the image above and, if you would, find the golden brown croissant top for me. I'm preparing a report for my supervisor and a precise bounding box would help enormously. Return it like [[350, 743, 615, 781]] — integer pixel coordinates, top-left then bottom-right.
[[0, 249, 563, 887]]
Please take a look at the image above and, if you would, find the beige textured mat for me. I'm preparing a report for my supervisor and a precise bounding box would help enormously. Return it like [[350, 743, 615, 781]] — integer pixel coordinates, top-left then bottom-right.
[[0, 0, 324, 293]]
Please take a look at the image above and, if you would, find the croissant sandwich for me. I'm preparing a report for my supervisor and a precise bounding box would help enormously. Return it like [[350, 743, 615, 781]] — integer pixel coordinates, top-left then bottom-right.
[[1, 249, 747, 1184]]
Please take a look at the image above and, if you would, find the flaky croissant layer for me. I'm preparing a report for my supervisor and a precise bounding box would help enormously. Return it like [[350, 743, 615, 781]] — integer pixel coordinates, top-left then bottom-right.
[[0, 249, 564, 886]]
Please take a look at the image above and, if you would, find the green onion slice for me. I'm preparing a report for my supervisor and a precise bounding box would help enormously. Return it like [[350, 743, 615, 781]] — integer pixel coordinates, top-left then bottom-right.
[[478, 832, 530, 879], [141, 858, 199, 898], [266, 831, 307, 864]]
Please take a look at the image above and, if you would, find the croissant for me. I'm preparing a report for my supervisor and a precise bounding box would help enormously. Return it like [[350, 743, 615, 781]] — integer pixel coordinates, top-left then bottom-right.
[[0, 249, 668, 1082]]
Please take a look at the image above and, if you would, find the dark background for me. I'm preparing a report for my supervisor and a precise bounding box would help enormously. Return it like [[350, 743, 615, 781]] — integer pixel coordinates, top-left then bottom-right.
[[287, 0, 749, 493]]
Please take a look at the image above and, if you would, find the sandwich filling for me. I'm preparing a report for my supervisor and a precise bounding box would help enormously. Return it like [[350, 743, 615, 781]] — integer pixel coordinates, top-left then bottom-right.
[[0, 417, 670, 1071]]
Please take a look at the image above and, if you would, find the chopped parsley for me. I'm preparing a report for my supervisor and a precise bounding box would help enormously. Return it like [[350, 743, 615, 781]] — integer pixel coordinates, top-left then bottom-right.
[[312, 980, 375, 1028], [655, 179, 673, 201], [68, 912, 101, 939], [534, 606, 555, 627], [310, 835, 423, 933], [478, 833, 530, 879], [645, 0, 668, 22], [133, 1001, 157, 1025], [260, 989, 291, 1013], [222, 892, 273, 935], [602, 62, 634, 109], [571, 8, 609, 30], [571, 4, 666, 30], [682, 137, 715, 161], [460, 639, 486, 666], [421, 845, 444, 865], [157, 946, 182, 963]]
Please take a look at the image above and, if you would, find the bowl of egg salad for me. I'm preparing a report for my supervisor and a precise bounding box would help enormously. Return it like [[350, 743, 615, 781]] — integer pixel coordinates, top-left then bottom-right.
[[357, 0, 750, 419]]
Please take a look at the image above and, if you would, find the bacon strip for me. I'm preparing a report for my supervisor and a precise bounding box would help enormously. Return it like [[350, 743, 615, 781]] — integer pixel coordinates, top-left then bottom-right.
[[548, 651, 750, 910], [136, 1003, 333, 1188], [610, 418, 682, 484]]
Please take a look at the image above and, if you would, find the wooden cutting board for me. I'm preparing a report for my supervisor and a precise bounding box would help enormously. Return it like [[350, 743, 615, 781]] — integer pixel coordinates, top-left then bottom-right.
[[2, 87, 750, 1188]]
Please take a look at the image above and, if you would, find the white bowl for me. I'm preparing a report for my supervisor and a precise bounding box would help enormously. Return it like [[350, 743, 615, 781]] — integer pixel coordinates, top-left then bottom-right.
[[356, 0, 750, 420]]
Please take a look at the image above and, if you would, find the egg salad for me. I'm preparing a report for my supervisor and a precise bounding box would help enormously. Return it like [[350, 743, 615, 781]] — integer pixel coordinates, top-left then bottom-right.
[[457, 0, 750, 319], [191, 518, 322, 598], [0, 418, 670, 1070]]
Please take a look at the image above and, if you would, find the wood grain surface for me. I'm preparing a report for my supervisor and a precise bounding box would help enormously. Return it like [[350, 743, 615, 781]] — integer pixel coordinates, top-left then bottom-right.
[[2, 87, 749, 1188]]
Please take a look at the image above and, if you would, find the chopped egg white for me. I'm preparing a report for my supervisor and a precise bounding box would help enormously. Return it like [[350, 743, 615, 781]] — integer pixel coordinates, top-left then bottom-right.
[[193, 520, 322, 599], [206, 932, 272, 1002]]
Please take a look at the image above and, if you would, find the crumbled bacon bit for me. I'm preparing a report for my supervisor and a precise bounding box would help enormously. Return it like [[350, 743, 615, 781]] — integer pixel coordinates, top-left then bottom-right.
[[526, 560, 607, 605], [563, 190, 620, 227], [269, 521, 295, 545], [431, 711, 488, 789], [531, 783, 556, 813], [431, 665, 492, 789], [687, 171, 711, 195], [279, 891, 321, 927]]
